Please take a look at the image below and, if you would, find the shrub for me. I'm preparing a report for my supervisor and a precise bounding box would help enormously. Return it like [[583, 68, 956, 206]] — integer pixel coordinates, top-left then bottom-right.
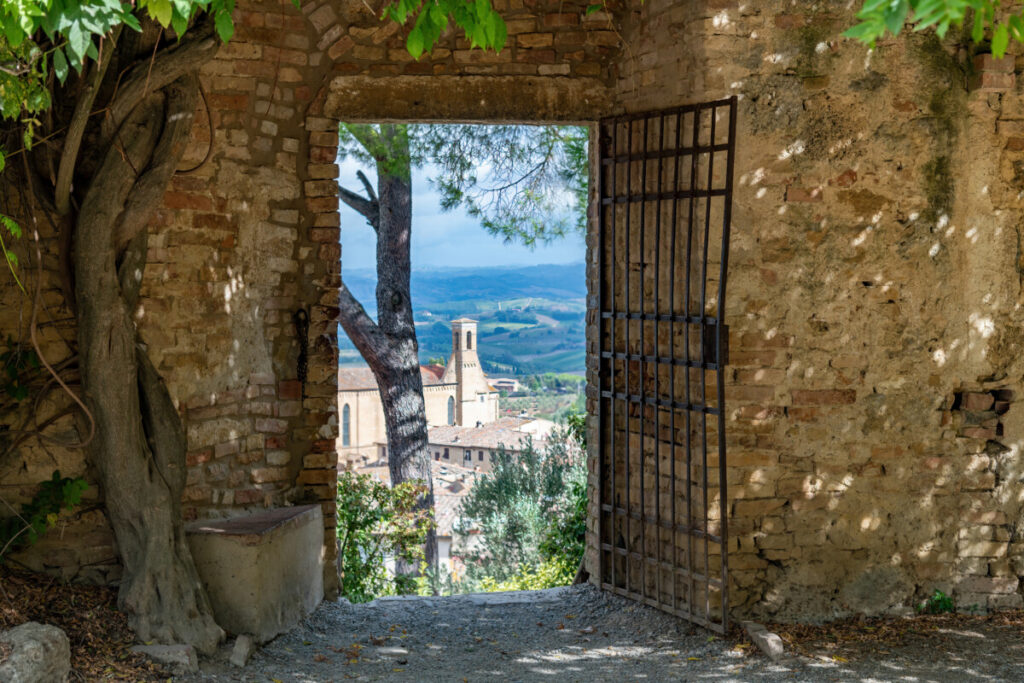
[[335, 471, 433, 602], [0, 470, 88, 559]]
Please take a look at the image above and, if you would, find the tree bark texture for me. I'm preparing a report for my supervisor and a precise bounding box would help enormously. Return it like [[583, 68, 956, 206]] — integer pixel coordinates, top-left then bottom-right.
[[338, 125, 438, 577], [68, 42, 223, 652]]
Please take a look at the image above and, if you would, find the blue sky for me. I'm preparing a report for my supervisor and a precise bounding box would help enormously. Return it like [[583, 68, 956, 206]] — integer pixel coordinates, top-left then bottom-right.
[[336, 156, 585, 271]]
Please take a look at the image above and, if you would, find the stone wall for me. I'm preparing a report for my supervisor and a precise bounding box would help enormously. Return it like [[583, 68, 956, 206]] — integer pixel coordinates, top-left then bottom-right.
[[3, 0, 1024, 625], [584, 0, 1024, 621]]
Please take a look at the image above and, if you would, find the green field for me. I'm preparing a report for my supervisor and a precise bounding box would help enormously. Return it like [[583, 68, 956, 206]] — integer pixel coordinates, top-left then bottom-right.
[[339, 264, 586, 376]]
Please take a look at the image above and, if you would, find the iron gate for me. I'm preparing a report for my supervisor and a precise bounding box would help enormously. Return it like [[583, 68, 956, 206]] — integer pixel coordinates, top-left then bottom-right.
[[596, 97, 737, 633]]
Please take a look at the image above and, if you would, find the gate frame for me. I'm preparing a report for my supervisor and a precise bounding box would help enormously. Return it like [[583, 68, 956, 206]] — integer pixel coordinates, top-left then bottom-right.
[[595, 96, 738, 633]]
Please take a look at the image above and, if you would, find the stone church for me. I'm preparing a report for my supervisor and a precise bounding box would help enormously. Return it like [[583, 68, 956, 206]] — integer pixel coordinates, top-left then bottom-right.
[[337, 318, 499, 466]]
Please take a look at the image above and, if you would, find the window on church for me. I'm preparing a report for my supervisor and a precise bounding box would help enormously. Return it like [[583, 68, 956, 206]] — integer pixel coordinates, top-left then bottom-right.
[[447, 396, 455, 425], [478, 450, 484, 461], [443, 448, 449, 459], [342, 404, 350, 446], [466, 331, 472, 350]]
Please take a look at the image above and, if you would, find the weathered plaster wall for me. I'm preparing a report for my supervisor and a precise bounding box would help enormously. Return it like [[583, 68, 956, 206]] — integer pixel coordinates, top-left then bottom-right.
[[584, 0, 1024, 621]]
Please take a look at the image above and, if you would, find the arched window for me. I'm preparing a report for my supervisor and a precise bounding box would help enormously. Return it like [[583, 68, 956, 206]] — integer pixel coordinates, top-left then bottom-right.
[[466, 331, 473, 350], [342, 404, 351, 446], [447, 396, 455, 425], [453, 331, 460, 350]]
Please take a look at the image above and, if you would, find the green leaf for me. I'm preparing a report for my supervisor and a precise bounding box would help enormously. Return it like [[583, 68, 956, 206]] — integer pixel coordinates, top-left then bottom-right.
[[53, 47, 69, 83], [149, 0, 173, 27], [972, 9, 985, 43], [586, 4, 603, 15], [215, 10, 234, 42], [883, 0, 909, 35], [407, 24, 424, 59], [992, 22, 1010, 57]]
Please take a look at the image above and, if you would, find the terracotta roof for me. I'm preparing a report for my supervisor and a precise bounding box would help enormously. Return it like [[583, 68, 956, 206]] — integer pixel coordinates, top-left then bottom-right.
[[427, 416, 554, 451], [337, 364, 447, 391]]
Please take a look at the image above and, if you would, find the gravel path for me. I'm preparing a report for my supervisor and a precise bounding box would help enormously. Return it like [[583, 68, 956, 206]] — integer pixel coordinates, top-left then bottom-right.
[[179, 585, 1024, 682]]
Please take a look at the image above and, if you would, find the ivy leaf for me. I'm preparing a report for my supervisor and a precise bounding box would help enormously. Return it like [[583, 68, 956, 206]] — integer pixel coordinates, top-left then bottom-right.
[[586, 3, 603, 15], [215, 10, 234, 42], [149, 0, 173, 27], [992, 22, 1010, 57], [407, 24, 424, 59]]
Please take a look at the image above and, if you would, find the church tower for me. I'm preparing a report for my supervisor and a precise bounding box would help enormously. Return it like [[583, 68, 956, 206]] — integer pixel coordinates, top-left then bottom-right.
[[441, 318, 497, 426]]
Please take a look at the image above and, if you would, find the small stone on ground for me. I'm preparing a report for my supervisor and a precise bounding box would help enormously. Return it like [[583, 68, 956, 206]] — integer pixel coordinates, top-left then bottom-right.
[[0, 621, 71, 683]]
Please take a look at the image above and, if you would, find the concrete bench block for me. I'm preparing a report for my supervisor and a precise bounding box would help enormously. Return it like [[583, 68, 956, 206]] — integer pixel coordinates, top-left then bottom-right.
[[187, 505, 324, 642]]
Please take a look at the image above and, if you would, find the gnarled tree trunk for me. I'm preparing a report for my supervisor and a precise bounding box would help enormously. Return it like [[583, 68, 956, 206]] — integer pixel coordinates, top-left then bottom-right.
[[12, 19, 227, 653], [338, 124, 438, 577]]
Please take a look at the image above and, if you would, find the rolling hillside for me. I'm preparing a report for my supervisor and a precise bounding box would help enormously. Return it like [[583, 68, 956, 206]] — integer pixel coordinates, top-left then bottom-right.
[[338, 263, 586, 375]]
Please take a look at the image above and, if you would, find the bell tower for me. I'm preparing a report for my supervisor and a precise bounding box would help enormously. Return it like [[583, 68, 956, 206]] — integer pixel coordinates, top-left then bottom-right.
[[441, 318, 493, 425]]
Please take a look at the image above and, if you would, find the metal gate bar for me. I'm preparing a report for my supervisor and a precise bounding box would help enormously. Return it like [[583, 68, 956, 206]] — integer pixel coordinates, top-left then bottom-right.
[[596, 97, 737, 633]]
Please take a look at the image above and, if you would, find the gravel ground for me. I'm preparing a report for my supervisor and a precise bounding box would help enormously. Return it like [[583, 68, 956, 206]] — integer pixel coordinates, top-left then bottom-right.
[[178, 585, 1024, 682]]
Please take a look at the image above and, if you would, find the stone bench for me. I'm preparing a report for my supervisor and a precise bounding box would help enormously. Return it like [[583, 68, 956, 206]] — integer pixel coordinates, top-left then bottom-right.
[[186, 505, 324, 643]]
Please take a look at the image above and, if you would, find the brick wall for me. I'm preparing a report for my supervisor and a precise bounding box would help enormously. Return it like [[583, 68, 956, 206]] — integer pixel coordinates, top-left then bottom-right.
[[4, 0, 1024, 623]]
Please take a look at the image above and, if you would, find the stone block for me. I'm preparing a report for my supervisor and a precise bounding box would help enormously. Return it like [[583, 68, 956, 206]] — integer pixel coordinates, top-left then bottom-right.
[[0, 622, 71, 683], [187, 505, 324, 642], [741, 621, 784, 661], [230, 634, 256, 667]]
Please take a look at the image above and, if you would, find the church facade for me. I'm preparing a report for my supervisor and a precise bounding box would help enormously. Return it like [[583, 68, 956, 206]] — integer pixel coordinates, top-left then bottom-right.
[[337, 318, 499, 467]]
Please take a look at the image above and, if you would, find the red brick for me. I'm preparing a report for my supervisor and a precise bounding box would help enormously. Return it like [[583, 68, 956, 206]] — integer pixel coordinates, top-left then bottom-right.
[[163, 191, 213, 211], [516, 49, 556, 63], [311, 439, 335, 453], [830, 169, 857, 187], [279, 379, 303, 400], [310, 228, 339, 243], [774, 14, 805, 29], [974, 53, 1015, 73], [192, 213, 235, 230], [214, 440, 240, 458], [186, 449, 213, 467], [207, 93, 249, 110], [785, 186, 822, 202], [963, 392, 995, 411], [234, 489, 263, 505], [298, 469, 336, 485], [544, 12, 579, 27], [961, 426, 997, 440], [791, 389, 855, 405], [328, 36, 355, 60], [182, 485, 211, 502], [970, 71, 1015, 92], [787, 407, 818, 421]]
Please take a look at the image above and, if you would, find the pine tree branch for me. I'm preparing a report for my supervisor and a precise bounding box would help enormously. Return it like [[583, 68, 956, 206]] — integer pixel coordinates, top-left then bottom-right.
[[338, 282, 388, 367], [338, 183, 380, 231]]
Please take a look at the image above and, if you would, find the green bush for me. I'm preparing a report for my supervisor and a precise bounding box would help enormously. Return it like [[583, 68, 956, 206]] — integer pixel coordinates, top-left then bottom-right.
[[0, 470, 88, 559], [455, 412, 587, 591], [335, 471, 434, 602], [919, 589, 955, 614]]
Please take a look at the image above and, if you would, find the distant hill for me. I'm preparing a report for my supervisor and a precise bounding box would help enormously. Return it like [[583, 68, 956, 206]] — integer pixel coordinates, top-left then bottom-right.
[[338, 263, 586, 376], [341, 263, 585, 312]]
